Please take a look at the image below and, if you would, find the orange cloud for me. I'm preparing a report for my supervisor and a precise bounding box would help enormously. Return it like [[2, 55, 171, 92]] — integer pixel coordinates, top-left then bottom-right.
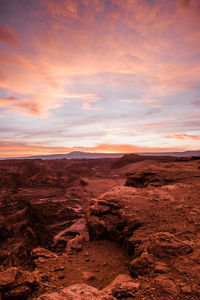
[[0, 139, 185, 158], [85, 144, 181, 153], [167, 134, 200, 140], [0, 96, 58, 117], [0, 92, 102, 117], [0, 96, 17, 106]]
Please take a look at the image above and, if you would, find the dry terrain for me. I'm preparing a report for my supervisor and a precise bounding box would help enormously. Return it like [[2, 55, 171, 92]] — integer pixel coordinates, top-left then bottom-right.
[[0, 155, 199, 299]]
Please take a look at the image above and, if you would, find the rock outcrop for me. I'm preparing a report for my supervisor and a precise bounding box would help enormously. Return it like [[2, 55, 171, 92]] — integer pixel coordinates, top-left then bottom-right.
[[0, 267, 37, 299], [37, 283, 115, 300], [37, 274, 141, 300], [103, 274, 140, 298], [147, 232, 193, 258], [125, 163, 199, 188], [125, 169, 175, 187], [87, 186, 144, 243], [86, 162, 200, 299]]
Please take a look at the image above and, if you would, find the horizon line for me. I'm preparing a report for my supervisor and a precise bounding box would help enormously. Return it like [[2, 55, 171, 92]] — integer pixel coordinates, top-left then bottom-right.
[[1, 149, 200, 159]]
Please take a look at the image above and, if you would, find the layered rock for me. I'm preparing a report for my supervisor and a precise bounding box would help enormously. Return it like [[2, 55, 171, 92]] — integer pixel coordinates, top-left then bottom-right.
[[0, 267, 37, 299], [125, 169, 175, 187], [125, 164, 198, 188], [87, 186, 144, 242]]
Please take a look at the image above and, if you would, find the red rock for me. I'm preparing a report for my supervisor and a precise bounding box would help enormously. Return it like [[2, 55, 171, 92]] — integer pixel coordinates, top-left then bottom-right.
[[0, 267, 37, 299], [82, 271, 95, 280], [32, 248, 58, 260], [154, 261, 170, 274], [154, 275, 179, 296], [129, 252, 154, 276], [37, 283, 115, 299], [147, 232, 193, 258], [0, 267, 19, 289], [104, 274, 140, 298], [3, 284, 31, 299]]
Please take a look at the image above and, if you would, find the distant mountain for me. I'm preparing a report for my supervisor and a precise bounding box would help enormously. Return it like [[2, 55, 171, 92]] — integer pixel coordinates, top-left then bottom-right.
[[0, 151, 124, 160], [0, 150, 199, 160]]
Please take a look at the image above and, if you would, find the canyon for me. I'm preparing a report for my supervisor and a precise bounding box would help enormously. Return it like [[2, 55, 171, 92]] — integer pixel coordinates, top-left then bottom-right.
[[0, 155, 200, 299]]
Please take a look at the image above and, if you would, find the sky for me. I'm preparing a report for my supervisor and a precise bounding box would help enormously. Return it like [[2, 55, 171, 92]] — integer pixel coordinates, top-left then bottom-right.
[[0, 0, 200, 157]]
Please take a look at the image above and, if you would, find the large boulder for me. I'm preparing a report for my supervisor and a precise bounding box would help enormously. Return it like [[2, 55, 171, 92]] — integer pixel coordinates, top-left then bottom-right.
[[87, 188, 143, 242]]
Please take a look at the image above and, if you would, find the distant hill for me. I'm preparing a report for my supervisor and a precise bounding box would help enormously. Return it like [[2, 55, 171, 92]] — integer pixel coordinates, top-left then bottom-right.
[[0, 151, 123, 160], [0, 150, 199, 160], [139, 150, 200, 157], [111, 154, 180, 169], [111, 150, 200, 169]]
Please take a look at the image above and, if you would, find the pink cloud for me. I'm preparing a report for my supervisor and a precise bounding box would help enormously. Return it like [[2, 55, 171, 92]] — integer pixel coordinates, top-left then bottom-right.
[[1, 0, 200, 118], [0, 25, 20, 47], [40, 0, 78, 22], [0, 95, 61, 117], [144, 122, 169, 128]]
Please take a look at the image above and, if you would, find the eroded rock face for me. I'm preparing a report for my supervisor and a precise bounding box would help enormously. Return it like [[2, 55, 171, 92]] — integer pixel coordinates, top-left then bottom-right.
[[147, 232, 193, 258], [32, 248, 58, 260], [64, 218, 89, 253], [36, 283, 115, 300], [0, 267, 37, 299], [154, 275, 179, 297], [125, 169, 175, 188], [86, 163, 200, 299], [125, 163, 200, 188], [87, 187, 144, 242], [0, 267, 19, 289], [129, 252, 154, 277], [66, 234, 85, 252]]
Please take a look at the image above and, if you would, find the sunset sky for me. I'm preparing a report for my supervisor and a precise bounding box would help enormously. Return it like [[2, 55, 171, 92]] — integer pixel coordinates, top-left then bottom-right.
[[0, 0, 200, 157]]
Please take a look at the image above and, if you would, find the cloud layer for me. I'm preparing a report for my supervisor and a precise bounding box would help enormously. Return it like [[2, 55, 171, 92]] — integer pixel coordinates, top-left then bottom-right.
[[0, 0, 199, 156]]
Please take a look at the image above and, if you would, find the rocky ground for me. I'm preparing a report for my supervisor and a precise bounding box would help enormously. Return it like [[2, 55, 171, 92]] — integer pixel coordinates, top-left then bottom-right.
[[0, 156, 200, 299]]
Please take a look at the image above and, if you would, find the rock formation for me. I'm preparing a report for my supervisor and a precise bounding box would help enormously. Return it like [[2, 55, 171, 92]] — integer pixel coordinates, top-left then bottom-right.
[[0, 157, 200, 299]]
